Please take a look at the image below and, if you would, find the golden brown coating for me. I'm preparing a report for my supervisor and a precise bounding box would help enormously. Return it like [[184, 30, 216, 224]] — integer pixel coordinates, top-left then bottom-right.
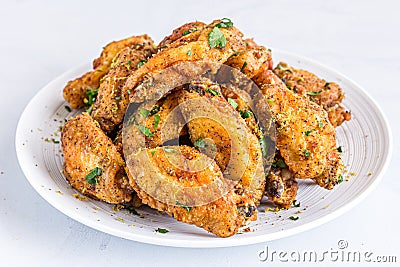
[[63, 35, 153, 109], [124, 20, 247, 103], [178, 82, 265, 204], [253, 69, 344, 188], [61, 113, 133, 204], [273, 62, 351, 127], [158, 21, 206, 48], [91, 37, 155, 132], [125, 145, 257, 237]]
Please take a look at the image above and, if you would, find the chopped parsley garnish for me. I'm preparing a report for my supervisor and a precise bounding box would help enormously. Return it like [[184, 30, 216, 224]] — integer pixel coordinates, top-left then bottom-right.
[[286, 84, 291, 89], [307, 91, 322, 96], [272, 159, 287, 168], [137, 59, 147, 68], [140, 108, 150, 118], [215, 18, 233, 28], [337, 146, 343, 153], [151, 151, 156, 157], [85, 89, 98, 115], [64, 105, 71, 112], [292, 200, 301, 207], [277, 65, 293, 73], [137, 125, 154, 137], [96, 69, 103, 72], [305, 130, 313, 136], [205, 87, 219, 96], [289, 216, 299, 221], [153, 114, 160, 129], [127, 61, 132, 65], [338, 174, 344, 184], [208, 27, 227, 48], [239, 110, 252, 119], [324, 82, 330, 87], [187, 50, 192, 57], [125, 206, 140, 216], [114, 96, 121, 100], [319, 121, 324, 128], [149, 106, 160, 116], [85, 167, 102, 185], [182, 28, 197, 36], [241, 61, 248, 72], [127, 89, 131, 94], [267, 99, 275, 103], [268, 48, 272, 52], [164, 147, 177, 153], [51, 138, 60, 144], [176, 201, 192, 212], [227, 98, 238, 109], [194, 137, 206, 149], [259, 136, 268, 157], [303, 150, 311, 157], [155, 228, 169, 234]]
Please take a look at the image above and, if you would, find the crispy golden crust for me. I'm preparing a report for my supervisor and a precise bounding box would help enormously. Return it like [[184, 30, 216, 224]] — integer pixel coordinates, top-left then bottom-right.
[[125, 145, 257, 237], [124, 20, 247, 103], [178, 82, 265, 204], [63, 35, 153, 109], [273, 62, 351, 127], [91, 37, 155, 132], [253, 69, 343, 188], [61, 113, 133, 204], [158, 21, 206, 48]]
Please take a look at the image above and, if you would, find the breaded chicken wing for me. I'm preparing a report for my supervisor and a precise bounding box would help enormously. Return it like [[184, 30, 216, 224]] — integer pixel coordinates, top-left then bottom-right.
[[91, 36, 155, 132], [125, 145, 257, 237], [63, 35, 153, 109], [273, 62, 351, 127], [61, 113, 133, 204]]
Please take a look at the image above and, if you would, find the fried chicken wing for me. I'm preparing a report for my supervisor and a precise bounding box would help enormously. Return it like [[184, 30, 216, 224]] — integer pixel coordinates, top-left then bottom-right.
[[273, 62, 351, 127], [91, 36, 155, 132], [61, 113, 133, 204], [125, 145, 257, 237], [63, 35, 153, 109], [253, 69, 344, 188], [178, 82, 266, 204]]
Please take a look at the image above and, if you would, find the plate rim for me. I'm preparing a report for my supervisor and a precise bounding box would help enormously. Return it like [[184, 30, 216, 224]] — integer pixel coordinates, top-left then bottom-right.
[[15, 50, 393, 248]]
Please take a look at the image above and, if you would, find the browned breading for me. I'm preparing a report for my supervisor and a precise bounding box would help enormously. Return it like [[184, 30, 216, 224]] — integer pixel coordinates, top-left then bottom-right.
[[158, 21, 206, 48], [273, 62, 351, 127], [125, 145, 257, 237], [61, 113, 133, 204], [63, 35, 153, 109], [91, 37, 155, 132]]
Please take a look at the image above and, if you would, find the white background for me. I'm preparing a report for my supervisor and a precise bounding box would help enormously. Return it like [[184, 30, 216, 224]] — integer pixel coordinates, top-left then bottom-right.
[[1, 0, 399, 266]]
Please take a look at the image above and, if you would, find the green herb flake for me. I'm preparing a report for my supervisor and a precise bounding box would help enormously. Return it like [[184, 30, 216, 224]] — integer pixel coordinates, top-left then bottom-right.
[[337, 146, 343, 153], [155, 228, 169, 234], [205, 87, 219, 96], [239, 110, 253, 119], [227, 98, 238, 109], [182, 28, 198, 36], [277, 65, 293, 73], [114, 96, 121, 100], [268, 48, 272, 52], [208, 27, 227, 48], [319, 121, 324, 128], [149, 106, 160, 116], [267, 99, 275, 103], [85, 167, 102, 185], [215, 18, 233, 28], [137, 59, 147, 68], [125, 206, 140, 216], [289, 216, 299, 221], [194, 137, 206, 149], [96, 69, 103, 72], [137, 125, 154, 137], [292, 200, 301, 207], [259, 136, 268, 157], [140, 108, 150, 118], [164, 147, 177, 153], [305, 130, 313, 136], [324, 82, 330, 87], [151, 151, 156, 157], [338, 174, 344, 184], [127, 61, 132, 65], [85, 89, 99, 114], [241, 61, 248, 72], [51, 138, 60, 144], [176, 201, 192, 213], [127, 89, 131, 94], [187, 50, 192, 57], [303, 150, 311, 157], [307, 91, 322, 96], [153, 114, 160, 129], [64, 105, 71, 112]]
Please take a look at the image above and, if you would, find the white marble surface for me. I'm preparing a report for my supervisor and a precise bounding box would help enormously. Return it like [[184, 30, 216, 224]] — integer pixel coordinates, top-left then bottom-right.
[[1, 0, 399, 266]]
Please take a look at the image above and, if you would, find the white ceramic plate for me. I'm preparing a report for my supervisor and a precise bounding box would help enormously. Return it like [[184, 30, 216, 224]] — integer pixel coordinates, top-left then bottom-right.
[[15, 51, 392, 247]]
